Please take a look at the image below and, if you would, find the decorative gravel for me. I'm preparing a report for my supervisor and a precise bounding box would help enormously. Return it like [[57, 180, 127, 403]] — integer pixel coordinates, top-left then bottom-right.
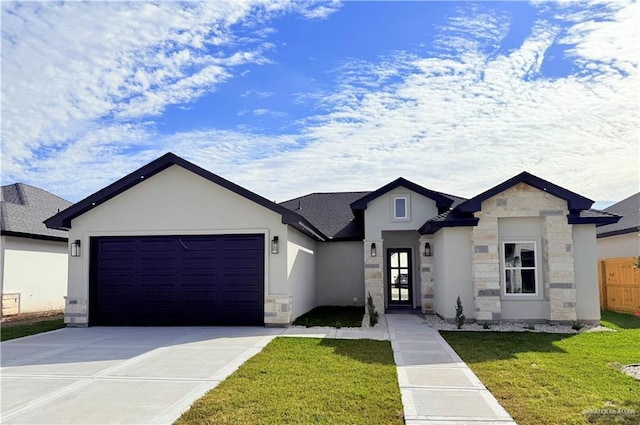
[[621, 364, 640, 381], [361, 312, 389, 332], [420, 314, 614, 334]]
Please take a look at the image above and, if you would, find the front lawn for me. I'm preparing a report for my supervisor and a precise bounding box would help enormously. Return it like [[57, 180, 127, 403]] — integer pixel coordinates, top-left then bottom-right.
[[175, 337, 403, 425], [292, 305, 364, 327], [1, 318, 65, 341], [441, 311, 640, 425]]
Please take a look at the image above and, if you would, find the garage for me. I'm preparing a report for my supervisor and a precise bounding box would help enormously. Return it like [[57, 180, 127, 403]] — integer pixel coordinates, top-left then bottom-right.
[[89, 234, 264, 326]]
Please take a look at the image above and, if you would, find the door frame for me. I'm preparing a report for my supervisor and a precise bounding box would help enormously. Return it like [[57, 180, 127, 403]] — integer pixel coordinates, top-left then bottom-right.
[[386, 247, 413, 306]]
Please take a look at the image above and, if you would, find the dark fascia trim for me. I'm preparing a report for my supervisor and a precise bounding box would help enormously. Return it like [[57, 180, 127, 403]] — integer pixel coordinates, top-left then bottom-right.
[[1, 230, 68, 243], [596, 227, 636, 238], [457, 172, 594, 213], [419, 217, 479, 235], [568, 214, 621, 226], [44, 152, 327, 241], [350, 177, 455, 211]]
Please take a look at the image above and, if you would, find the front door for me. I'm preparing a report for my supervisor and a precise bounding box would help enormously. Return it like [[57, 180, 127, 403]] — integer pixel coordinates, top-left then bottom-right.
[[387, 248, 412, 306]]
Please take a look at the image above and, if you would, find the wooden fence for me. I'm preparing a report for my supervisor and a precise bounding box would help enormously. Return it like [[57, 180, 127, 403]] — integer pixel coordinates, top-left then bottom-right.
[[598, 257, 640, 313]]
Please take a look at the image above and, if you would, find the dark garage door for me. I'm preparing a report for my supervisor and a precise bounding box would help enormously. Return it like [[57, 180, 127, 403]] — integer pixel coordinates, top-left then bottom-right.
[[89, 234, 264, 326]]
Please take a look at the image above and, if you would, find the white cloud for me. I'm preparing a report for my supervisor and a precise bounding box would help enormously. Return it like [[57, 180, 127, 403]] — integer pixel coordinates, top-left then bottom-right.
[[0, 0, 340, 182], [1, 0, 636, 207]]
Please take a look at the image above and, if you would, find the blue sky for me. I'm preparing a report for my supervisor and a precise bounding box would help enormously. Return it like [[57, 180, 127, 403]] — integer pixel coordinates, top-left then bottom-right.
[[1, 1, 638, 208]]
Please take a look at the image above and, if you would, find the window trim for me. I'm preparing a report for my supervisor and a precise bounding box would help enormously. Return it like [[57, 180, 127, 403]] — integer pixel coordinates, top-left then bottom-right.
[[392, 195, 410, 221], [500, 239, 542, 299]]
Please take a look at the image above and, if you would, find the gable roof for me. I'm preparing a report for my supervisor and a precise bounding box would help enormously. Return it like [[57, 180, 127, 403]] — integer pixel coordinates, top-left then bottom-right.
[[420, 172, 620, 234], [280, 192, 370, 241], [1, 183, 72, 241], [596, 192, 639, 238], [44, 153, 327, 241], [350, 177, 457, 212], [457, 171, 594, 213]]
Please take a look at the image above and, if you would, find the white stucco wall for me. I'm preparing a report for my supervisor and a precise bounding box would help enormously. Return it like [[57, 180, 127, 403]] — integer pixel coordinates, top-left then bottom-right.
[[66, 165, 290, 325], [1, 236, 68, 313], [432, 227, 473, 320], [287, 227, 317, 320], [316, 241, 364, 306], [597, 233, 640, 259], [573, 224, 600, 323], [364, 187, 439, 240]]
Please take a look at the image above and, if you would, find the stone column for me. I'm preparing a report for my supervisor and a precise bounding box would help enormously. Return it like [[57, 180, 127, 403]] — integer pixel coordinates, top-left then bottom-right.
[[471, 215, 502, 322], [364, 239, 384, 315], [64, 297, 88, 327], [544, 214, 577, 322], [264, 296, 293, 327], [418, 235, 435, 314]]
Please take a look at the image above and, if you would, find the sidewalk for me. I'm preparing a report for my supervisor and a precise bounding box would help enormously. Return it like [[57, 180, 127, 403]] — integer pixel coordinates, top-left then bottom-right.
[[387, 314, 516, 424]]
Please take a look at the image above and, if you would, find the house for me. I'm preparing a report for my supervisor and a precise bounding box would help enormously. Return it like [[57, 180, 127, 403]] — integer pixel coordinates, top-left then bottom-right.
[[596, 192, 639, 259], [44, 153, 620, 327], [1, 183, 72, 317]]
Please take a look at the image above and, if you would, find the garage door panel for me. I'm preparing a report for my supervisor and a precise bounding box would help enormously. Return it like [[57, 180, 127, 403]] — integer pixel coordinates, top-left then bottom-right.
[[90, 234, 264, 326]]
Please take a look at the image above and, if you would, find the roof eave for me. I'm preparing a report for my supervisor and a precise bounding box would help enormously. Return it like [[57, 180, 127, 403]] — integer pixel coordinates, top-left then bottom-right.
[[351, 177, 455, 212], [567, 214, 621, 226], [419, 217, 479, 235], [458, 172, 594, 213], [0, 230, 68, 242]]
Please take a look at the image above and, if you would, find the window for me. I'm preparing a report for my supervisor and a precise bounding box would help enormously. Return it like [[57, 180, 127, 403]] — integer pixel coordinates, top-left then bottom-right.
[[393, 196, 409, 220], [503, 241, 538, 295]]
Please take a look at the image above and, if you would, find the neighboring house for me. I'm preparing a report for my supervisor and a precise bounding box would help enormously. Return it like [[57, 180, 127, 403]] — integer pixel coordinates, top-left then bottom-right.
[[45, 153, 620, 327], [1, 183, 72, 316], [596, 192, 639, 259]]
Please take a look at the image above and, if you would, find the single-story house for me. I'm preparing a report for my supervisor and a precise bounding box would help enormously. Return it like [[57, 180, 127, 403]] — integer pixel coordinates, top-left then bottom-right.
[[1, 183, 72, 317], [596, 192, 639, 259], [45, 153, 620, 327]]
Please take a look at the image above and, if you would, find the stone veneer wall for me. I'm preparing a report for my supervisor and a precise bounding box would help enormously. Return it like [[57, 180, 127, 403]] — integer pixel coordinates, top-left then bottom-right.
[[471, 183, 576, 323], [364, 239, 385, 316], [418, 235, 435, 313], [264, 296, 293, 326], [64, 297, 88, 327]]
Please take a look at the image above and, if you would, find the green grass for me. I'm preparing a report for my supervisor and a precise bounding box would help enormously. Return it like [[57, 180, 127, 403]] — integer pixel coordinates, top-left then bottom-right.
[[441, 311, 640, 425], [601, 310, 640, 330], [292, 305, 365, 327], [1, 318, 65, 341], [175, 337, 403, 425]]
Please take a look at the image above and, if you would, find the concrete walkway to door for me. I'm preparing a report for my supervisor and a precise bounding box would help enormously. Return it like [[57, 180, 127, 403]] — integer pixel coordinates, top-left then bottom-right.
[[387, 314, 516, 424]]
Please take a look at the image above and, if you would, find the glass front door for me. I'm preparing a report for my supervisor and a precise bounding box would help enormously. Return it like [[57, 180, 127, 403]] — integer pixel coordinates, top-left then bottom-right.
[[387, 248, 412, 305]]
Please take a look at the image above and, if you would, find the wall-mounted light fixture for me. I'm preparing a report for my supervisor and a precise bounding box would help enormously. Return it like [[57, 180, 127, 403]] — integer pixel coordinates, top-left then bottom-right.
[[271, 236, 279, 254], [370, 242, 377, 257], [71, 240, 81, 257], [424, 242, 432, 257]]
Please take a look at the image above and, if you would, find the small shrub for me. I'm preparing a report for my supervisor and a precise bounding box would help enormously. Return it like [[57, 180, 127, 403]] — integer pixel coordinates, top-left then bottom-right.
[[367, 292, 379, 327], [482, 322, 491, 330], [572, 321, 584, 331], [454, 296, 465, 329]]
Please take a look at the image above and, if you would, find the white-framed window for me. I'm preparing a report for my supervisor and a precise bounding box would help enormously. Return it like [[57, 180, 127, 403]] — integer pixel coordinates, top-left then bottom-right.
[[502, 241, 538, 296], [393, 195, 409, 221]]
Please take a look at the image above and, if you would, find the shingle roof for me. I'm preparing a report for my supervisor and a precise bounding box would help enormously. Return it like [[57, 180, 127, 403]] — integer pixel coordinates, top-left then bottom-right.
[[280, 188, 467, 240], [280, 192, 370, 240], [596, 192, 639, 238], [1, 183, 72, 241]]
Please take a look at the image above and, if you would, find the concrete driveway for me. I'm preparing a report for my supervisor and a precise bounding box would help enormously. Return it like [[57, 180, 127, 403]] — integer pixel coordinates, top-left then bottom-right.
[[0, 326, 282, 424]]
